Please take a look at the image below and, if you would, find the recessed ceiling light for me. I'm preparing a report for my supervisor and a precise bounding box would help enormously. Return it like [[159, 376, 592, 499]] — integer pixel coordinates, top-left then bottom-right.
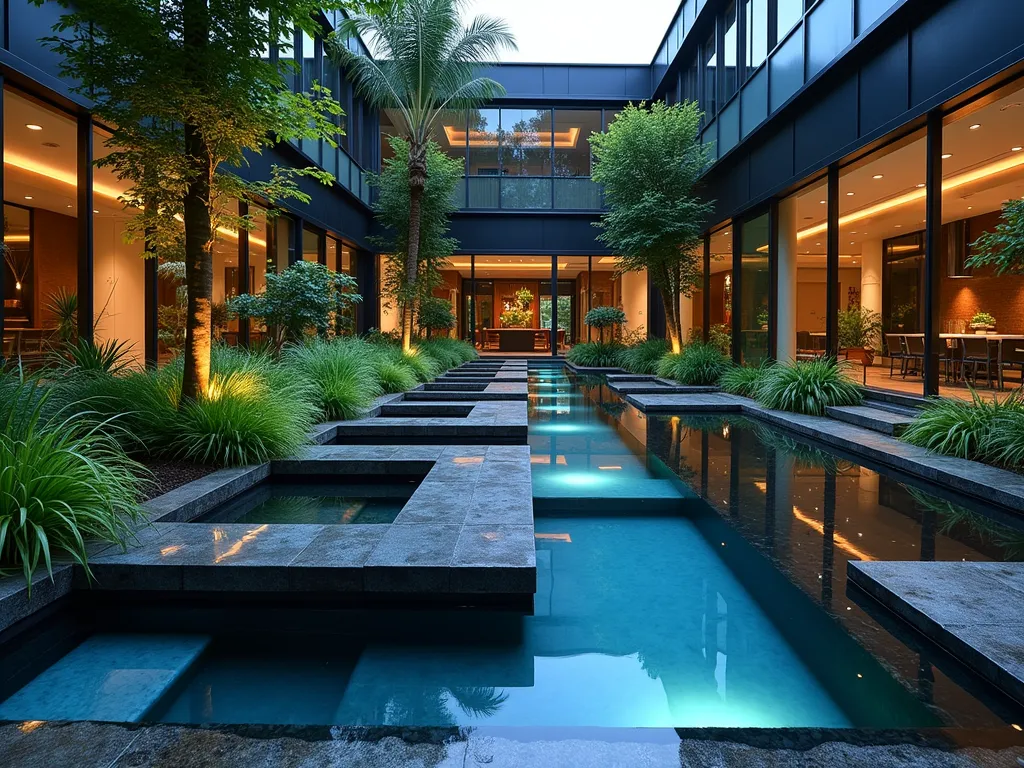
[[815, 242, 821, 246], [846, 192, 854, 196], [872, 174, 883, 179], [967, 206, 972, 210], [895, 225, 902, 228], [819, 200, 826, 204], [969, 124, 981, 130], [941, 153, 952, 159], [23, 195, 32, 200], [93, 209, 99, 214], [1013, 147, 1023, 152], [849, 241, 855, 245], [66, 204, 72, 208], [25, 124, 42, 131], [916, 183, 925, 188]]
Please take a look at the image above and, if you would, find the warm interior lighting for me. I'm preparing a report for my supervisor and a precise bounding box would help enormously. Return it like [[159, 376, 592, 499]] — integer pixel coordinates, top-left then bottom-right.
[[444, 125, 580, 148], [969, 123, 982, 130], [941, 153, 952, 159], [448, 261, 567, 270], [872, 174, 883, 179], [791, 505, 875, 561], [535, 532, 572, 542], [25, 124, 42, 131], [798, 151, 1024, 240], [23, 195, 32, 200], [4, 234, 30, 243], [4, 151, 124, 200]]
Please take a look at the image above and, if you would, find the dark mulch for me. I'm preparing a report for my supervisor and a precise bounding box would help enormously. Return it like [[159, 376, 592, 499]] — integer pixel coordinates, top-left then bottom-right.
[[140, 459, 217, 501]]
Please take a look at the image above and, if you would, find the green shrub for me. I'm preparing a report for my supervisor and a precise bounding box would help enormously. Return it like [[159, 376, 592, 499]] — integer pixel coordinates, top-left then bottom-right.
[[417, 297, 457, 335], [656, 352, 684, 379], [617, 338, 671, 375], [659, 342, 729, 385], [0, 378, 146, 590], [720, 362, 770, 397], [901, 389, 1024, 462], [401, 348, 444, 381], [371, 355, 419, 393], [416, 337, 477, 369], [755, 358, 862, 415], [49, 337, 138, 375], [566, 341, 623, 368], [284, 338, 382, 421]]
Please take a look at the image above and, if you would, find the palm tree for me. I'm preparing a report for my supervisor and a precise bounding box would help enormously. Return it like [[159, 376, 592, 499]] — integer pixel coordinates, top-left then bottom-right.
[[330, 0, 515, 351]]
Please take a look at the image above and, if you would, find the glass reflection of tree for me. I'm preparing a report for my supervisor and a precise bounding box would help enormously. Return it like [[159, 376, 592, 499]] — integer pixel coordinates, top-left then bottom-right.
[[906, 486, 1024, 560], [353, 684, 508, 726]]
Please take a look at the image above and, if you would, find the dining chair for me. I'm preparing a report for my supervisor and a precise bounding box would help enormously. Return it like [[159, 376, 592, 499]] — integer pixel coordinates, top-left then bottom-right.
[[960, 336, 994, 388], [903, 335, 926, 378], [885, 334, 906, 378], [998, 342, 1024, 389]]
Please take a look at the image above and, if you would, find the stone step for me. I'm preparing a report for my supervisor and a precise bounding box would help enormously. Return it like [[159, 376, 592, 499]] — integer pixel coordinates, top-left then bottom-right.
[[864, 387, 926, 411], [0, 634, 210, 722], [422, 381, 488, 392], [825, 404, 915, 436], [403, 390, 527, 402], [378, 402, 475, 417]]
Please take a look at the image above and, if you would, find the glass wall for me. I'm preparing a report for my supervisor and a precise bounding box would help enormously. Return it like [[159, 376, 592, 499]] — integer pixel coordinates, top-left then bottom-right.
[[2, 88, 79, 365], [211, 200, 241, 346], [838, 129, 927, 396], [708, 226, 733, 356], [415, 108, 606, 211], [302, 226, 321, 263], [779, 176, 827, 362], [739, 213, 770, 363]]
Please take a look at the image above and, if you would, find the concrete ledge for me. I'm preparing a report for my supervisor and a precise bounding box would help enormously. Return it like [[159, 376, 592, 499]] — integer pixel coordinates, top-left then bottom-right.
[[332, 401, 528, 445], [825, 405, 914, 437], [82, 445, 536, 601], [0, 566, 73, 635], [564, 361, 625, 375], [626, 392, 1024, 513], [849, 560, 1024, 705]]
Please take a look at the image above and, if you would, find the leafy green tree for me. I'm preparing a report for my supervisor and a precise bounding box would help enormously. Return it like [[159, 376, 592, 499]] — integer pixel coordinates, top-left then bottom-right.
[[371, 136, 462, 329], [590, 101, 714, 353], [38, 0, 349, 400], [230, 261, 362, 351], [417, 296, 457, 337], [966, 199, 1024, 275], [329, 0, 515, 351]]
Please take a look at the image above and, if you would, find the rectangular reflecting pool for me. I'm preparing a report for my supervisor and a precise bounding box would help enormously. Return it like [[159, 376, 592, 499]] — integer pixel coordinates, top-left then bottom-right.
[[0, 364, 1022, 734], [192, 480, 421, 525]]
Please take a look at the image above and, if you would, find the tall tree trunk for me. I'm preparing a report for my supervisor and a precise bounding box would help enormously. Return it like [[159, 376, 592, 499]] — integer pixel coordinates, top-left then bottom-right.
[[662, 286, 683, 354], [181, 0, 214, 401], [404, 141, 427, 353]]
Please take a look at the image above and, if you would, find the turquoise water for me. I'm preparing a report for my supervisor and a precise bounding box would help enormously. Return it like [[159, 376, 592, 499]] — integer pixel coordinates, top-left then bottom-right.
[[1, 365, 1020, 728], [193, 482, 415, 525], [528, 367, 682, 504]]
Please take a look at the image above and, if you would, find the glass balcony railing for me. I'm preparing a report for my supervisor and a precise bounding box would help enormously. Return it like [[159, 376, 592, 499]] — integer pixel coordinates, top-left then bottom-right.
[[458, 176, 604, 211]]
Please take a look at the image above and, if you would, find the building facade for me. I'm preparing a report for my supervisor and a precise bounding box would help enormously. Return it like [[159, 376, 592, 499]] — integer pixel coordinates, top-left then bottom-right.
[[2, 0, 1023, 396]]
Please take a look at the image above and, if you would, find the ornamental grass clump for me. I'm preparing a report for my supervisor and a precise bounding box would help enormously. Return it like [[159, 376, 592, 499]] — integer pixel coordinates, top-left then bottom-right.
[[617, 337, 671, 375], [0, 377, 147, 591], [902, 389, 1024, 464], [371, 354, 419, 393], [755, 358, 862, 416], [719, 362, 771, 398], [416, 337, 477, 369], [659, 342, 729, 385], [284, 338, 382, 421], [566, 341, 623, 368]]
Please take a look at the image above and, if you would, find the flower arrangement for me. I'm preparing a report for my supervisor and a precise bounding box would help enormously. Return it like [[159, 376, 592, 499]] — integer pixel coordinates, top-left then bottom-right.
[[500, 287, 534, 327], [970, 311, 996, 333]]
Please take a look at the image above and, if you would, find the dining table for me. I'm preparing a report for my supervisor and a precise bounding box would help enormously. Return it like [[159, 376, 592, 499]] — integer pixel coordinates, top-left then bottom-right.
[[899, 333, 1024, 389]]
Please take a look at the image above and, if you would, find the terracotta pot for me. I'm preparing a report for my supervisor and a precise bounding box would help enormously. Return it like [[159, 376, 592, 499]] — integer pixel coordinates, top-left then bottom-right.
[[845, 347, 875, 366]]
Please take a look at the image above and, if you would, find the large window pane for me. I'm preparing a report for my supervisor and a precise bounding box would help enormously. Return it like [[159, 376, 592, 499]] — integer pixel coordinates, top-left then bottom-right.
[[740, 213, 770, 364], [769, 26, 803, 112], [554, 178, 602, 210], [431, 110, 468, 168], [93, 125, 147, 359], [722, 2, 738, 101], [553, 110, 600, 177], [776, 0, 803, 41], [806, 0, 852, 79], [939, 80, 1024, 400], [3, 89, 79, 366], [838, 129, 926, 397], [702, 31, 717, 118], [473, 256, 555, 351], [249, 207, 269, 346], [781, 177, 826, 362], [500, 108, 552, 176], [708, 227, 733, 356], [467, 177, 499, 209], [744, 0, 768, 72], [741, 67, 768, 136], [467, 108, 499, 177], [857, 0, 895, 34], [302, 227, 322, 263]]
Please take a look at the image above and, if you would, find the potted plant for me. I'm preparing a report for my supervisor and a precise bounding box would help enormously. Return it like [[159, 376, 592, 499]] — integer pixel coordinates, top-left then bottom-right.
[[837, 306, 883, 366], [969, 311, 996, 334], [756, 307, 769, 331]]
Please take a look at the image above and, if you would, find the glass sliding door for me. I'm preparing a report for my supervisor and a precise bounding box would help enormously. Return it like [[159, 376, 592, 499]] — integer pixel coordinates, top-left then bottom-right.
[[739, 213, 770, 364]]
